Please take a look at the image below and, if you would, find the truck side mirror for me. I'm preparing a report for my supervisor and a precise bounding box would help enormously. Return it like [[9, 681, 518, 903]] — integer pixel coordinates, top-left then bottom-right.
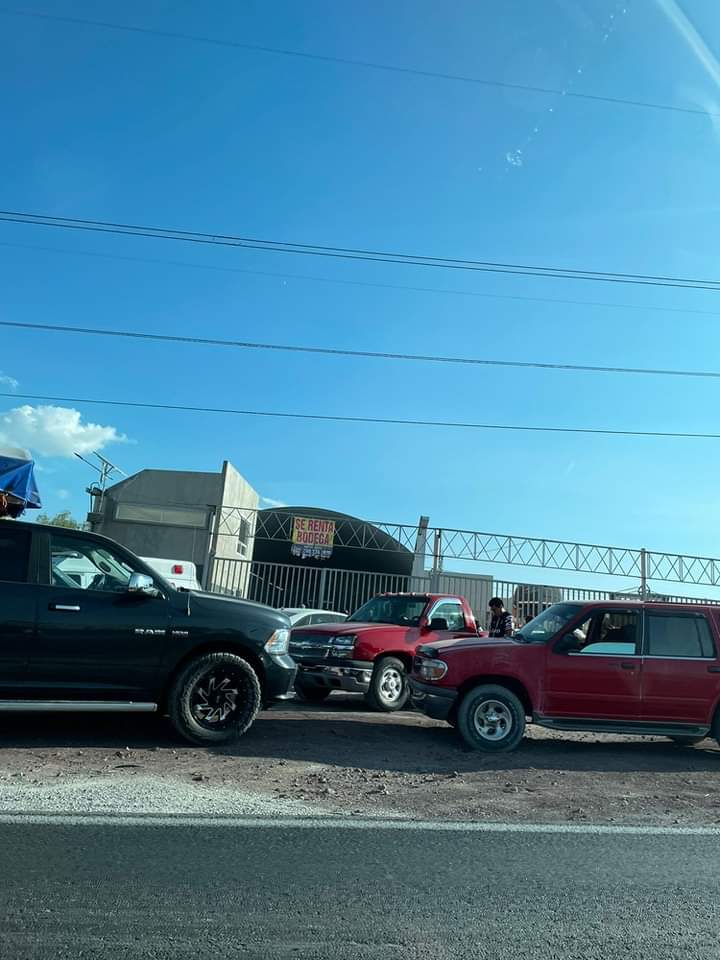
[[556, 633, 581, 653], [127, 573, 157, 597], [428, 617, 449, 632]]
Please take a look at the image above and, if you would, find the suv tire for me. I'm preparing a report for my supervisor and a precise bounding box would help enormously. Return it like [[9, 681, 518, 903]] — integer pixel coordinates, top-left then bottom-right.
[[169, 651, 262, 745], [457, 684, 526, 752], [668, 735, 705, 746], [295, 681, 332, 703], [365, 656, 409, 712]]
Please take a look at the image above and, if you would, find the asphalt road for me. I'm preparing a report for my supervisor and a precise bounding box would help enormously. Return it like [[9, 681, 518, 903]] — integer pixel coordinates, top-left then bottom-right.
[[1, 818, 719, 959]]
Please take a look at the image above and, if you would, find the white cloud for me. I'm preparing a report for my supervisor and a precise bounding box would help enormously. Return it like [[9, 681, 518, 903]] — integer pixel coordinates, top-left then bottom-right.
[[0, 404, 127, 458], [56, 488, 70, 500], [261, 495, 288, 508], [0, 373, 18, 390]]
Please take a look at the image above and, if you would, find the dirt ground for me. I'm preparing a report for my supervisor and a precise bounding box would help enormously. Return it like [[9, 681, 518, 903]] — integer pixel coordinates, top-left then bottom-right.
[[0, 693, 718, 825]]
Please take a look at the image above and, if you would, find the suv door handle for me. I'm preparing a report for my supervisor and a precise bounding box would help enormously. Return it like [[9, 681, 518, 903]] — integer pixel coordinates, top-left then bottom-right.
[[707, 666, 720, 674], [49, 603, 81, 612], [620, 661, 636, 670]]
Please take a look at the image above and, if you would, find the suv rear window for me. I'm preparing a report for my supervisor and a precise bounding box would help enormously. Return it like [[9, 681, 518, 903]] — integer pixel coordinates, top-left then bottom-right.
[[646, 614, 714, 658], [0, 526, 31, 583]]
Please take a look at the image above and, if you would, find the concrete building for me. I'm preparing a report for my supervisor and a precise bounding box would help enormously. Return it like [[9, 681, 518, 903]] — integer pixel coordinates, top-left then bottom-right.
[[87, 460, 258, 592]]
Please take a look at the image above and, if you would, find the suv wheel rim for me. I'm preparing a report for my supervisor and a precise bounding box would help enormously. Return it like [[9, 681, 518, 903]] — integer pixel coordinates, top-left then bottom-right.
[[191, 671, 243, 728], [472, 699, 513, 741], [379, 667, 404, 703]]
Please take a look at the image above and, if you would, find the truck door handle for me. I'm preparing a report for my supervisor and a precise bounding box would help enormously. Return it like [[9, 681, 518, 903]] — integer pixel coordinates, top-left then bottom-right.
[[707, 666, 720, 674], [620, 661, 636, 670], [49, 603, 80, 612]]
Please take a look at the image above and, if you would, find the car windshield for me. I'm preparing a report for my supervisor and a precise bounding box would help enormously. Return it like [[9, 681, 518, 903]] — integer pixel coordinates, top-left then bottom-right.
[[347, 596, 428, 626], [514, 603, 582, 642]]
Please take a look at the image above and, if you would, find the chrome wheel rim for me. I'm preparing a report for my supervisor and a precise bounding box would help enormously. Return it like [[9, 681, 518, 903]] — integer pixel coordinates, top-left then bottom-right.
[[472, 699, 513, 741], [191, 672, 242, 728], [379, 667, 404, 703]]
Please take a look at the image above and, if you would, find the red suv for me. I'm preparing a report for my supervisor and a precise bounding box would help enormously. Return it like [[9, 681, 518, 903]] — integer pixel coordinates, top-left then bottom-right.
[[410, 600, 720, 751]]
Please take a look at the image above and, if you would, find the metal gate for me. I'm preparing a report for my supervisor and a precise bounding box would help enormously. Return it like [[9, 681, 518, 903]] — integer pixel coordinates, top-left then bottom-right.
[[208, 557, 720, 623], [210, 557, 415, 613]]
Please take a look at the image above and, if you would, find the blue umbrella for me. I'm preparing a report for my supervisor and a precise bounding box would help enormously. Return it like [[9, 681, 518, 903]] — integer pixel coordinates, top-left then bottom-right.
[[0, 455, 42, 517]]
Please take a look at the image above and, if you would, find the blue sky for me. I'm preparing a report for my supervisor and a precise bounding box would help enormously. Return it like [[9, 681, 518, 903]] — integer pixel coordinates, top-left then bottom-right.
[[3, 0, 720, 590]]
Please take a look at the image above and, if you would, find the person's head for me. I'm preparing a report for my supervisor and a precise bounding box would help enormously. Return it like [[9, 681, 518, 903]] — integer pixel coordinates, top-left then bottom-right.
[[489, 597, 505, 615]]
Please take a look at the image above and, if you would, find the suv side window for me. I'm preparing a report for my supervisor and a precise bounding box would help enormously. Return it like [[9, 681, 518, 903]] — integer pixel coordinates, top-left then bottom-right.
[[50, 532, 144, 594], [646, 614, 715, 659], [0, 526, 31, 583], [430, 601, 465, 631], [566, 610, 640, 656]]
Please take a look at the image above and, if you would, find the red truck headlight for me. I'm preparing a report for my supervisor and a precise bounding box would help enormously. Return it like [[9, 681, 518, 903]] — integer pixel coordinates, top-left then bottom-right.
[[331, 634, 357, 657], [416, 658, 448, 681]]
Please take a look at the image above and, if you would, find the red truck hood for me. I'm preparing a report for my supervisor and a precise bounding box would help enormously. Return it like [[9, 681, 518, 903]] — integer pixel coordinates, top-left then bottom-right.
[[291, 621, 400, 636]]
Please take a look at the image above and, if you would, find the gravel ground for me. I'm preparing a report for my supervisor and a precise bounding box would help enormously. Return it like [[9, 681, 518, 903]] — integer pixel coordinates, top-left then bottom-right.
[[0, 694, 718, 824]]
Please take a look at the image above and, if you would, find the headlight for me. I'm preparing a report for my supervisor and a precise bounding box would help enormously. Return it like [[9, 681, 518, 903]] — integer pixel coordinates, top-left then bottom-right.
[[331, 634, 357, 658], [332, 635, 356, 648], [265, 628, 290, 655], [417, 658, 448, 681]]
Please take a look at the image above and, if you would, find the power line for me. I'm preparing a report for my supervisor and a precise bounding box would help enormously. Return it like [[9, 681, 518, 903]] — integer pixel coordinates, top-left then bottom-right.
[[5, 318, 720, 382], [3, 210, 720, 291], [1, 391, 718, 441], [0, 6, 714, 121], [6, 238, 720, 319]]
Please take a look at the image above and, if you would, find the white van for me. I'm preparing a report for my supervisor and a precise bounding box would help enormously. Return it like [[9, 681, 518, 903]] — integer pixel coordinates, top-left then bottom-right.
[[140, 557, 201, 591]]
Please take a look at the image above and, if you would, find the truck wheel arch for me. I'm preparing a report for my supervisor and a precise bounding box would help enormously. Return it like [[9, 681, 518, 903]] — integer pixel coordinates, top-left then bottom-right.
[[382, 651, 413, 672], [161, 642, 265, 711]]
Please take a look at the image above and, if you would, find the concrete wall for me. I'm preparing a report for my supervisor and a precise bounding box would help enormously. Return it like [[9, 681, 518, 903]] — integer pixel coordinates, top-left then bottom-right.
[[88, 464, 257, 588], [206, 461, 259, 594]]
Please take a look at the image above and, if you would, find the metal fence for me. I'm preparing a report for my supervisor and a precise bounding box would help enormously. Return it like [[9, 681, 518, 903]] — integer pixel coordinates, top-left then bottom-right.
[[207, 557, 720, 625]]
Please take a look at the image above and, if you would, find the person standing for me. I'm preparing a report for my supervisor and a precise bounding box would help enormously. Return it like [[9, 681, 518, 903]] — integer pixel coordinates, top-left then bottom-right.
[[488, 597, 513, 637]]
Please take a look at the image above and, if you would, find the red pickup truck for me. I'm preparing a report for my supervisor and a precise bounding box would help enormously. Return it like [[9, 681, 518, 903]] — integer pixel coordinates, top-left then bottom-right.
[[410, 599, 720, 751], [289, 592, 480, 711]]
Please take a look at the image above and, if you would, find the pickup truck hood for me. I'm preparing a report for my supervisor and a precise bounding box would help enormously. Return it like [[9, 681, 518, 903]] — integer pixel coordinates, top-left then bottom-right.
[[291, 621, 400, 636], [186, 591, 290, 628]]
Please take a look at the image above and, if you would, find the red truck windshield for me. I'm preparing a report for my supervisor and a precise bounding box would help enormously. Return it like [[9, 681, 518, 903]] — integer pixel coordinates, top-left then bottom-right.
[[347, 596, 428, 626]]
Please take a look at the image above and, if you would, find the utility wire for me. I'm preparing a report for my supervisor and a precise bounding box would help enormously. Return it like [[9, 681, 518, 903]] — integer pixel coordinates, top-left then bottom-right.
[[1, 391, 718, 441], [4, 238, 720, 320], [2, 210, 720, 291], [0, 6, 714, 121], [5, 318, 720, 382]]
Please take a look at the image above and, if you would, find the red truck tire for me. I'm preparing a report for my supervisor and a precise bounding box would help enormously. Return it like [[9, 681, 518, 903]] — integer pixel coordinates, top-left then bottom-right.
[[365, 656, 410, 712]]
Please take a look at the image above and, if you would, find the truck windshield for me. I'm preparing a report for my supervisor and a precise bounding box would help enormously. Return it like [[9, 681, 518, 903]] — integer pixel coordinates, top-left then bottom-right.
[[514, 603, 582, 642], [348, 596, 428, 626]]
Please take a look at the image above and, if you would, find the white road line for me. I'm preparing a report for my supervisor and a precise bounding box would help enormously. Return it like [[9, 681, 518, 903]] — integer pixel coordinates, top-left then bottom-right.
[[0, 812, 718, 835]]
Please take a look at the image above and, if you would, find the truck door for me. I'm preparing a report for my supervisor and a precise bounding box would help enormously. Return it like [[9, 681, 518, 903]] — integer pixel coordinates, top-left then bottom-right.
[[543, 608, 642, 720], [641, 610, 719, 725], [0, 524, 35, 693], [30, 529, 169, 702]]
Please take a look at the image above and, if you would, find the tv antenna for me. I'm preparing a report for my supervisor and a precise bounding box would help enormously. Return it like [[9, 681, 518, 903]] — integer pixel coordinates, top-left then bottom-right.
[[75, 451, 127, 514]]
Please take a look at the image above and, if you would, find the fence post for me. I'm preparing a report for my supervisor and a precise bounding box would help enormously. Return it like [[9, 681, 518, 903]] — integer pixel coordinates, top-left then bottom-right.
[[318, 568, 327, 609], [640, 548, 648, 600]]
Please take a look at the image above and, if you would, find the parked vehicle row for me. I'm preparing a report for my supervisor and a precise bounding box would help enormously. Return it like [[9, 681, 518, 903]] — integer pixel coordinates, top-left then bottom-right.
[[3, 519, 720, 755]]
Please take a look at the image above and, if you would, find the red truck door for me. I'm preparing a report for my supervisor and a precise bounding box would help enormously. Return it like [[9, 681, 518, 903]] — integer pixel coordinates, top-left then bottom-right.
[[542, 608, 642, 720], [423, 598, 476, 643], [640, 609, 719, 724]]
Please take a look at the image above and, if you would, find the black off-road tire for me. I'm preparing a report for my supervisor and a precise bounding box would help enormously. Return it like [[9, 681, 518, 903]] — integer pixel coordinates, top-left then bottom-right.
[[456, 684, 526, 752], [168, 651, 262, 745], [364, 656, 409, 712], [668, 735, 705, 746], [294, 681, 332, 703]]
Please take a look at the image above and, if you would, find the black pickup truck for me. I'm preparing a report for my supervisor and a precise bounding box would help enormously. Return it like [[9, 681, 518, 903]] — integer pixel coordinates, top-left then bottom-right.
[[0, 520, 296, 743]]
